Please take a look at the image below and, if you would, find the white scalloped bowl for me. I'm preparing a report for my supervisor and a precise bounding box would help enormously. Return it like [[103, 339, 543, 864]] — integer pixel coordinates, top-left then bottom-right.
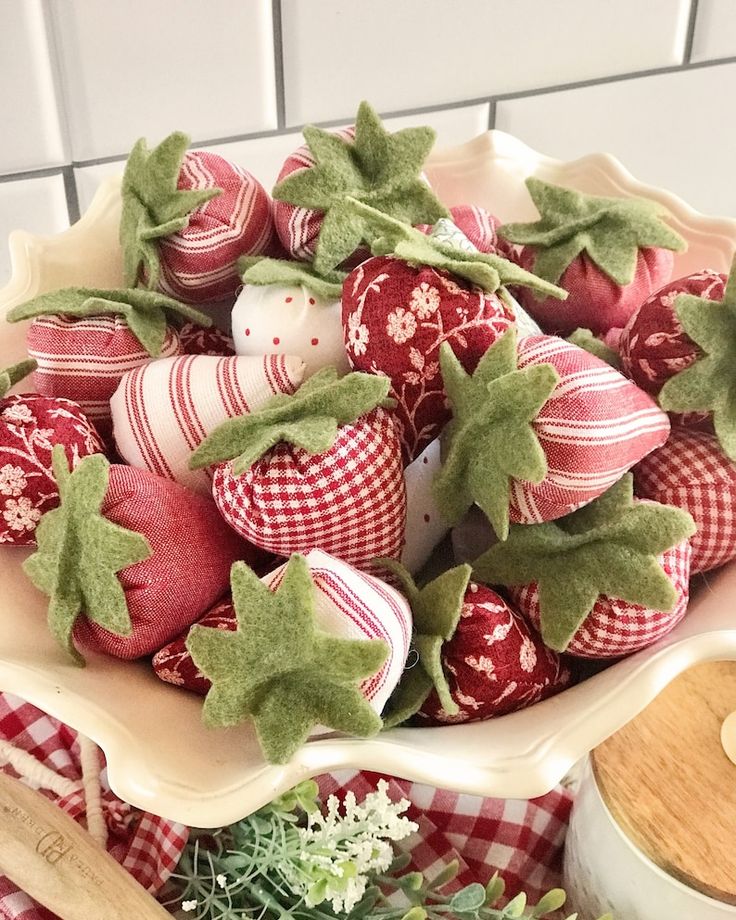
[[1, 131, 735, 828]]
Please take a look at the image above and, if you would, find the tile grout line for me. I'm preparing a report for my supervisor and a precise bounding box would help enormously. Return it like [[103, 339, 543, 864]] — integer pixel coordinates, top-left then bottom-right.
[[62, 166, 80, 224], [487, 98, 497, 130], [271, 0, 287, 130], [683, 0, 701, 65]]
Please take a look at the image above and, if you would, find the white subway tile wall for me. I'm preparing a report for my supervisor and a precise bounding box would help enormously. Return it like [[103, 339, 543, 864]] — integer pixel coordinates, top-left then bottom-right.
[[1, 0, 735, 286]]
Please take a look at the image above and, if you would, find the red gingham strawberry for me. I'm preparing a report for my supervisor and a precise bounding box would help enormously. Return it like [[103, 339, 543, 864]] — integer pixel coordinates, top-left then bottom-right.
[[189, 369, 406, 573], [177, 321, 235, 356], [0, 360, 103, 546], [120, 132, 278, 305], [634, 427, 736, 573], [500, 178, 686, 335]]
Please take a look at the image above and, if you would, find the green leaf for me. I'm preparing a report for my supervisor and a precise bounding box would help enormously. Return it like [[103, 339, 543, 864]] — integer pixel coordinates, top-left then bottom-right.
[[450, 883, 486, 913], [272, 101, 448, 273], [532, 888, 567, 916], [0, 358, 37, 398], [238, 256, 347, 299], [503, 892, 527, 917], [7, 287, 211, 357], [427, 859, 459, 890], [473, 473, 696, 652], [22, 447, 152, 665], [433, 329, 559, 540], [499, 177, 686, 290], [186, 554, 388, 764], [567, 328, 620, 369], [484, 872, 505, 906], [189, 366, 390, 472]]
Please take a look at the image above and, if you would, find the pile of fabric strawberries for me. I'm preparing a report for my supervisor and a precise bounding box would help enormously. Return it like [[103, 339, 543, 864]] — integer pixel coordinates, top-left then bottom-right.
[[2, 101, 733, 764]]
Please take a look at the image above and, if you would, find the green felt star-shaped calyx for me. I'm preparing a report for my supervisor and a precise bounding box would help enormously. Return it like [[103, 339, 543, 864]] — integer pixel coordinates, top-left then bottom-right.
[[566, 328, 620, 369], [377, 559, 471, 729], [189, 365, 391, 474], [434, 328, 559, 541], [499, 178, 687, 291], [120, 131, 222, 290], [344, 198, 567, 300], [472, 475, 695, 652], [7, 287, 211, 358], [0, 358, 37, 398], [186, 554, 388, 764], [272, 101, 449, 274], [237, 256, 347, 300], [23, 447, 152, 665], [658, 255, 736, 460]]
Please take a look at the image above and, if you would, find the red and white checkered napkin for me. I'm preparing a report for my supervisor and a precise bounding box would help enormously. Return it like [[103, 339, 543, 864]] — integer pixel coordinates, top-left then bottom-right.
[[0, 692, 188, 920]]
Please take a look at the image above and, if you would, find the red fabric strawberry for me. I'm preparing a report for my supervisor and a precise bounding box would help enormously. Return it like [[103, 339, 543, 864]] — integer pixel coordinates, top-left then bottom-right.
[[0, 360, 103, 546], [23, 448, 257, 662], [177, 321, 235, 356], [499, 178, 686, 335], [189, 369, 406, 573], [120, 132, 277, 305], [419, 205, 518, 260], [634, 427, 736, 574]]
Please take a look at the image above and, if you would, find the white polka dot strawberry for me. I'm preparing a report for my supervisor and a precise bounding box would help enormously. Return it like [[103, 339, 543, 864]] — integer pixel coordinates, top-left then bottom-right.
[[120, 131, 277, 304], [635, 427, 736, 574], [0, 360, 103, 545], [272, 101, 448, 273], [474, 475, 695, 659], [24, 447, 255, 662], [110, 353, 305, 495], [378, 561, 570, 727], [7, 287, 211, 443], [232, 257, 349, 377], [188, 367, 406, 572], [434, 328, 671, 540], [341, 201, 566, 461], [401, 438, 448, 574], [499, 178, 687, 335]]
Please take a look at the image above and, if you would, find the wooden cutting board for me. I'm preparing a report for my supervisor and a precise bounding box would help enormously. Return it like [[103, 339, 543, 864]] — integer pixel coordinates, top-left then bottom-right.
[[592, 661, 736, 905]]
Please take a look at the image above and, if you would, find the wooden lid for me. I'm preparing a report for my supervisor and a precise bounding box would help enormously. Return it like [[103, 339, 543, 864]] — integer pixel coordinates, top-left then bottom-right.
[[592, 662, 736, 904]]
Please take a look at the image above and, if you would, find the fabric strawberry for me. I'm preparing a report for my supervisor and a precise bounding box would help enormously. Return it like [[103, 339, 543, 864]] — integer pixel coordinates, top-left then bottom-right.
[[120, 131, 277, 304], [0, 360, 103, 545], [271, 101, 448, 273], [153, 549, 412, 712], [379, 561, 570, 728], [110, 353, 305, 494], [189, 367, 406, 572], [434, 329, 671, 540], [419, 205, 519, 261], [23, 447, 255, 662], [341, 202, 565, 461], [7, 287, 211, 442], [474, 475, 695, 659], [634, 427, 736, 574], [499, 178, 687, 335], [185, 550, 412, 763], [232, 257, 349, 377], [178, 321, 235, 356], [401, 438, 449, 574]]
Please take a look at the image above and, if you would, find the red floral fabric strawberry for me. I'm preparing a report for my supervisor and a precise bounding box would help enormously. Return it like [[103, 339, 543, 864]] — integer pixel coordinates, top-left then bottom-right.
[[418, 583, 571, 724], [634, 427, 736, 573], [177, 321, 235, 356], [342, 255, 515, 461], [0, 394, 103, 545]]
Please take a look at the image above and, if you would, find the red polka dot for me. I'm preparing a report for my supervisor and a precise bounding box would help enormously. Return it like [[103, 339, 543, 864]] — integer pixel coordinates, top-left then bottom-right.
[[423, 513, 430, 523], [311, 338, 319, 346], [309, 298, 315, 305], [245, 328, 250, 336], [422, 456, 428, 465], [273, 337, 280, 345], [285, 297, 293, 303]]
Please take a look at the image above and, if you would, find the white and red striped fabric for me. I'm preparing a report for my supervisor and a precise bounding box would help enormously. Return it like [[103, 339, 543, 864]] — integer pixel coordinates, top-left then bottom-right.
[[509, 335, 671, 524], [26, 315, 180, 444], [156, 150, 277, 305], [212, 406, 406, 573], [634, 427, 736, 574], [510, 537, 692, 659], [111, 354, 305, 495]]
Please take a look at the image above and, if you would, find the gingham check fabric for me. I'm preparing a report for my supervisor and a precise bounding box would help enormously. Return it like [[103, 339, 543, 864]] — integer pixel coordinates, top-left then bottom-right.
[[634, 427, 736, 574], [0, 692, 188, 920]]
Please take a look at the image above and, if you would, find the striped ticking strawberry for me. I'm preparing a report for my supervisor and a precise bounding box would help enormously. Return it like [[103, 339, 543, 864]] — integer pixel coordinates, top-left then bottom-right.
[[189, 367, 406, 573], [120, 132, 278, 305], [110, 354, 305, 495]]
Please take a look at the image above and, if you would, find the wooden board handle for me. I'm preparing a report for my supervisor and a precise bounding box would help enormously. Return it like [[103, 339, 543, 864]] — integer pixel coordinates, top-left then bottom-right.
[[0, 771, 172, 920]]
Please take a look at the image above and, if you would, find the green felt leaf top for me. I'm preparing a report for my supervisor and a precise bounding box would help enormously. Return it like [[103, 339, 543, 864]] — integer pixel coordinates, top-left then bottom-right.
[[472, 475, 695, 652], [238, 256, 346, 300], [566, 328, 620, 369], [433, 328, 559, 541], [272, 101, 449, 274], [344, 197, 567, 300], [658, 255, 736, 460], [189, 365, 391, 474], [23, 447, 152, 665], [0, 358, 37, 398], [7, 287, 211, 357], [186, 554, 388, 763], [120, 131, 222, 290], [378, 559, 471, 728], [499, 177, 687, 288]]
